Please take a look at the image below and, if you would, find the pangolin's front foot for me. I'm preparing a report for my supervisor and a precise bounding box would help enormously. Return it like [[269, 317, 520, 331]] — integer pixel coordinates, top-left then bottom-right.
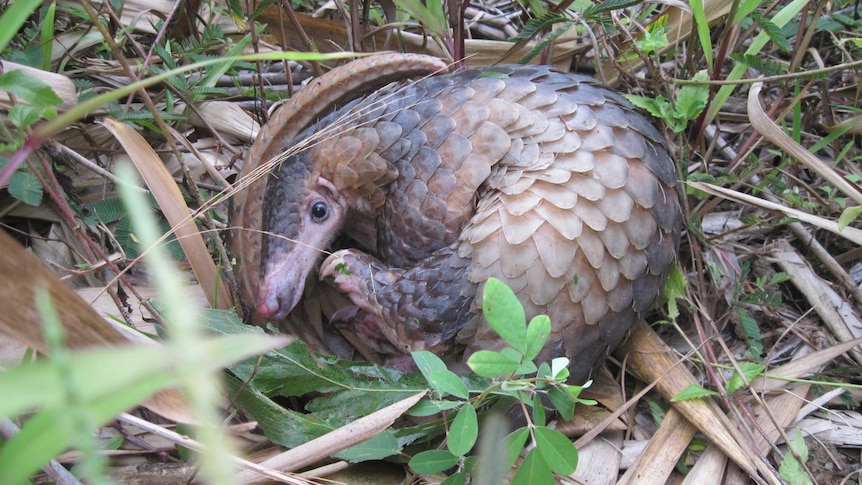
[[321, 249, 419, 357], [320, 247, 472, 362]]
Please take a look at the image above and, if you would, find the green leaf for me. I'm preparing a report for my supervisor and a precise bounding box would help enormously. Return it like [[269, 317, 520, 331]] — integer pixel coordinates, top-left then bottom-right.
[[753, 13, 792, 52], [688, 0, 712, 68], [547, 386, 575, 420], [413, 351, 469, 398], [524, 315, 551, 362], [408, 399, 462, 417], [550, 357, 570, 381], [409, 449, 460, 474], [39, 2, 56, 71], [441, 472, 467, 485], [482, 278, 527, 351], [778, 428, 812, 485], [447, 404, 478, 456], [671, 384, 721, 402], [532, 394, 546, 427], [733, 0, 764, 23], [429, 369, 470, 399], [504, 427, 530, 469], [9, 104, 51, 131], [0, 0, 43, 53], [0, 70, 63, 107], [838, 205, 862, 231], [413, 350, 447, 376], [0, 334, 283, 484], [466, 350, 521, 378], [511, 448, 555, 485], [9, 170, 43, 206], [339, 430, 400, 462], [726, 362, 766, 393], [534, 426, 579, 475], [637, 25, 669, 55], [625, 94, 671, 120], [675, 70, 709, 120]]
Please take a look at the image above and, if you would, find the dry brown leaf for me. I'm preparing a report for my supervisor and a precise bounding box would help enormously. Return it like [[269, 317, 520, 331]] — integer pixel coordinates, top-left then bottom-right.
[[101, 117, 233, 310], [751, 385, 811, 454], [616, 408, 696, 485], [613, 322, 770, 480], [681, 444, 730, 485], [823, 115, 862, 135], [188, 101, 260, 142], [688, 181, 862, 246], [752, 339, 862, 392], [0, 229, 192, 422], [771, 244, 862, 365], [748, 81, 862, 207], [570, 430, 624, 485]]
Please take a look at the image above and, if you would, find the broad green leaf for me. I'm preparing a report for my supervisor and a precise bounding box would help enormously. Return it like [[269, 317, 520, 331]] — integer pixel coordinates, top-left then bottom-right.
[[534, 426, 579, 475], [637, 25, 669, 54], [504, 427, 530, 469], [524, 315, 551, 361], [547, 386, 575, 421], [675, 70, 709, 120], [0, 329, 282, 484], [9, 104, 51, 131], [413, 351, 468, 398], [0, 334, 280, 419], [413, 350, 448, 376], [532, 394, 546, 427], [550, 357, 570, 381], [9, 170, 43, 206], [429, 369, 470, 399], [447, 404, 478, 456], [671, 384, 721, 402], [0, 70, 63, 107], [408, 399, 462, 417], [339, 430, 400, 462], [778, 428, 812, 485], [625, 94, 670, 120], [482, 278, 527, 351], [441, 472, 467, 485], [511, 448, 554, 485], [466, 350, 521, 378], [726, 362, 766, 393], [409, 449, 459, 474], [839, 206, 862, 230]]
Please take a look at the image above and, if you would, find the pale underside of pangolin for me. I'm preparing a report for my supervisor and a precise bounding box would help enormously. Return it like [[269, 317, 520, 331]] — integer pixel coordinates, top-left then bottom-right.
[[247, 60, 682, 383]]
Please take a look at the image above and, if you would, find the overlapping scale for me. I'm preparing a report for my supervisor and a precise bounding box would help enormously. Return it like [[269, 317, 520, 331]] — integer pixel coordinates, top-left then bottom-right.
[[260, 64, 682, 384]]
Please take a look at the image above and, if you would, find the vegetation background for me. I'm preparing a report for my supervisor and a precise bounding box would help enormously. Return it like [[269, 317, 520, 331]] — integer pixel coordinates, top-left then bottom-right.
[[0, 0, 861, 483]]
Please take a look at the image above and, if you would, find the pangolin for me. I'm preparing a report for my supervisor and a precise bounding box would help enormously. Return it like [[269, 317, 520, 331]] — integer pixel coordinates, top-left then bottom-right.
[[234, 55, 682, 383]]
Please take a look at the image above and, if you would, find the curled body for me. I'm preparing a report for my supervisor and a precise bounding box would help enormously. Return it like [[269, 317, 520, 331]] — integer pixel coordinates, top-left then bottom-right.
[[252, 63, 682, 382]]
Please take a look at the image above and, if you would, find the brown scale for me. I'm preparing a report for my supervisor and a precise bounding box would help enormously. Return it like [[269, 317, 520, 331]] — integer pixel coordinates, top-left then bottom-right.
[[233, 56, 683, 383]]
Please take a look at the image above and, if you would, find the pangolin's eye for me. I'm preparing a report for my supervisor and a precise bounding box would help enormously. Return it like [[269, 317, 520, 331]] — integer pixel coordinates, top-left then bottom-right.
[[310, 202, 328, 222]]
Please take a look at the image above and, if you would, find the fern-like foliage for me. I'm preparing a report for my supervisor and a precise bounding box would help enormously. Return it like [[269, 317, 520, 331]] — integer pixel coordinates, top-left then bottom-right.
[[582, 0, 644, 19], [752, 12, 792, 52], [509, 13, 569, 42], [516, 22, 576, 64], [729, 53, 786, 76]]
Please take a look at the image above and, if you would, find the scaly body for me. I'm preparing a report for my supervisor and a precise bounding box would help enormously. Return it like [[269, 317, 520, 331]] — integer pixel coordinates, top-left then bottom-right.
[[250, 61, 682, 382]]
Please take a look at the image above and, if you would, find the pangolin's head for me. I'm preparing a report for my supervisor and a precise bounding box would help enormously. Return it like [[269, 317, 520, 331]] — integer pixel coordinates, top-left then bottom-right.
[[255, 147, 351, 320]]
